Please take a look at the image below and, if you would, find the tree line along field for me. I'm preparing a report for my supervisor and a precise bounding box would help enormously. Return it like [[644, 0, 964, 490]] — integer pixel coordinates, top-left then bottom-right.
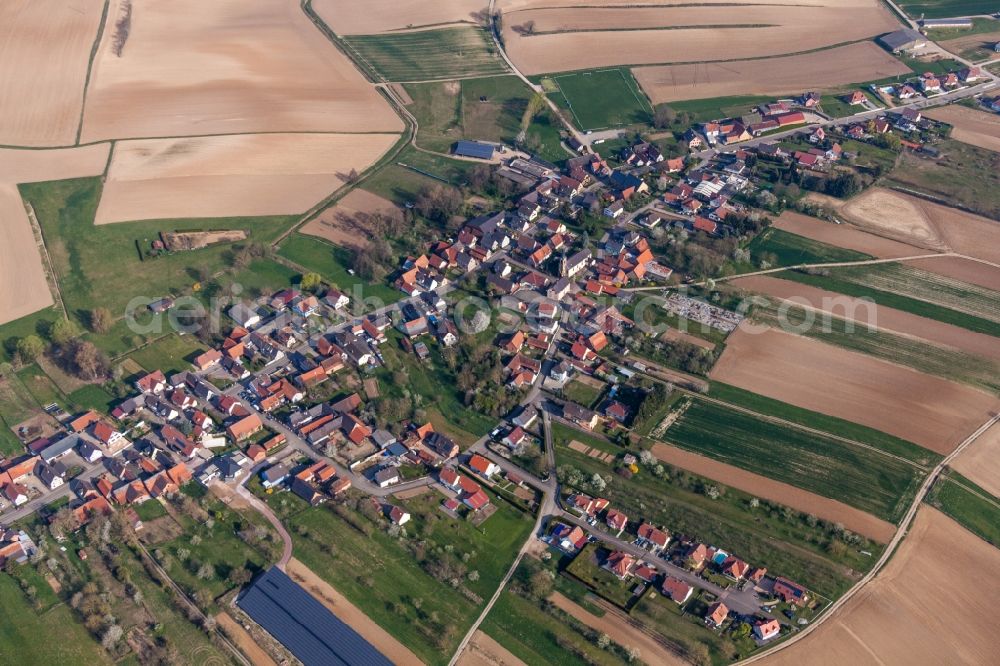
[[554, 443, 871, 599], [544, 68, 652, 130], [661, 396, 926, 522], [926, 471, 1000, 548], [255, 484, 534, 665], [342, 26, 510, 82]]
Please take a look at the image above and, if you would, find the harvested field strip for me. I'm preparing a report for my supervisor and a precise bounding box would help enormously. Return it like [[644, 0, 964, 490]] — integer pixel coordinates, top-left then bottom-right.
[[746, 227, 872, 267], [950, 421, 1000, 498], [927, 472, 1000, 549], [778, 269, 1000, 337], [924, 105, 1000, 154], [772, 211, 927, 259], [662, 397, 923, 521], [828, 263, 1000, 324], [311, 0, 487, 35], [710, 327, 1000, 455], [707, 382, 935, 466], [649, 443, 897, 542], [750, 298, 1000, 394], [342, 27, 509, 82]]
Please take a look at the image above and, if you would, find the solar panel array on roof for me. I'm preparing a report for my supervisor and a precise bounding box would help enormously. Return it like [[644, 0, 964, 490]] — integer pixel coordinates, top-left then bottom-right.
[[237, 568, 393, 666], [454, 140, 495, 160]]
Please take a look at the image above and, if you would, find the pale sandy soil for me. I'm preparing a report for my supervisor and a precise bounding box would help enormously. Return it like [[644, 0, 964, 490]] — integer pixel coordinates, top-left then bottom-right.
[[500, 1, 898, 74], [0, 144, 110, 325], [762, 508, 1000, 666], [773, 211, 927, 259], [300, 188, 403, 250], [549, 592, 687, 665], [95, 133, 399, 224], [314, 0, 488, 34], [650, 443, 896, 542], [833, 188, 1000, 265], [0, 144, 111, 183], [456, 631, 527, 666], [635, 42, 908, 104], [81, 0, 403, 142], [285, 558, 424, 666], [730, 274, 1000, 363], [0, 0, 105, 147], [0, 188, 52, 324], [215, 612, 278, 666], [710, 327, 1000, 454], [950, 421, 1000, 498], [923, 105, 1000, 153]]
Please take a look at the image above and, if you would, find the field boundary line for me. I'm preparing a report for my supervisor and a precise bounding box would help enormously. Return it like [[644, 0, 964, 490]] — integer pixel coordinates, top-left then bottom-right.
[[739, 412, 1000, 664], [21, 201, 68, 322], [75, 0, 112, 146], [941, 473, 1000, 511], [687, 393, 931, 469]]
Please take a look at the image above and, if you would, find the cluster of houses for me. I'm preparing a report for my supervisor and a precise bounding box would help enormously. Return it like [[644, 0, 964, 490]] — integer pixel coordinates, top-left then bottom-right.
[[548, 490, 809, 642], [692, 99, 809, 149], [258, 457, 351, 506], [875, 66, 984, 104]]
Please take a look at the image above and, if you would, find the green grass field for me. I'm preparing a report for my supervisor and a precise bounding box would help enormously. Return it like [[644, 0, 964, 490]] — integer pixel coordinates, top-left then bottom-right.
[[0, 575, 110, 665], [67, 384, 116, 413], [0, 307, 63, 363], [20, 178, 297, 327], [927, 471, 1000, 547], [664, 397, 925, 522], [746, 228, 872, 267], [561, 378, 605, 409], [886, 140, 1000, 221], [277, 233, 402, 304], [707, 382, 939, 466], [658, 94, 776, 124], [897, 0, 998, 18], [548, 68, 652, 130], [778, 269, 1000, 338], [344, 27, 509, 81], [274, 487, 533, 665], [128, 333, 206, 374]]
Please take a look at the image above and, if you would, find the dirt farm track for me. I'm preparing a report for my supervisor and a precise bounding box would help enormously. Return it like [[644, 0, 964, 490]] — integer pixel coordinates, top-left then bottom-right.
[[761, 508, 1000, 666], [497, 0, 900, 74]]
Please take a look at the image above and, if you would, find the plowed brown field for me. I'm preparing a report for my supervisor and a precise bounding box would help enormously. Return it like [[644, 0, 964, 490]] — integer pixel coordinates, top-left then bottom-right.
[[761, 508, 1000, 666], [314, 0, 487, 34], [81, 0, 402, 142], [95, 134, 399, 224], [924, 105, 1000, 153], [710, 327, 1000, 454], [772, 211, 925, 259], [0, 0, 105, 146], [635, 43, 908, 104]]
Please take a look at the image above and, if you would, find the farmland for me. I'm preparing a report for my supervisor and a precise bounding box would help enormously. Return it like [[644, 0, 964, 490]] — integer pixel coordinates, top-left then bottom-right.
[[710, 327, 1000, 454], [498, 0, 900, 75], [927, 471, 1000, 548], [277, 233, 402, 304], [0, 0, 105, 147], [885, 141, 1000, 221], [300, 188, 402, 250], [924, 105, 1000, 154], [81, 0, 402, 142], [21, 177, 298, 322], [312, 0, 486, 34], [745, 227, 871, 267], [938, 22, 1000, 61], [96, 133, 401, 224], [661, 397, 924, 522], [771, 211, 926, 259], [546, 68, 652, 130], [764, 508, 1000, 665], [342, 27, 510, 82], [634, 42, 909, 105], [775, 264, 1000, 337], [897, 0, 999, 19], [951, 422, 1000, 497]]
